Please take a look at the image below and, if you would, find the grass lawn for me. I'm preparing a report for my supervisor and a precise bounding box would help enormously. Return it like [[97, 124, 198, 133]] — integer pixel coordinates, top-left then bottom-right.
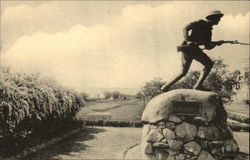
[[76, 98, 145, 121], [225, 103, 249, 116]]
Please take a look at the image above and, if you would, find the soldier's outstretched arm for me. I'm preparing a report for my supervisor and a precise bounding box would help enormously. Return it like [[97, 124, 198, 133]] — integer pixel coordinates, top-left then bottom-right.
[[205, 41, 224, 50], [205, 43, 216, 50]]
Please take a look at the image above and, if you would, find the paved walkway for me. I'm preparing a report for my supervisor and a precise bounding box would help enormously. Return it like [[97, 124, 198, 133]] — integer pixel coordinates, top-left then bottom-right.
[[24, 127, 141, 160]]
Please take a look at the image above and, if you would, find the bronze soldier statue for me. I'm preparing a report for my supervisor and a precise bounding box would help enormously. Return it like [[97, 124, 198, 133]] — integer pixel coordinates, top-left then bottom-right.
[[161, 10, 224, 92]]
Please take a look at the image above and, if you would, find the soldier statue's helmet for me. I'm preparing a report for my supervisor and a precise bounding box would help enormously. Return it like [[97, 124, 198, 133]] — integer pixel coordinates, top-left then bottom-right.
[[206, 10, 224, 20]]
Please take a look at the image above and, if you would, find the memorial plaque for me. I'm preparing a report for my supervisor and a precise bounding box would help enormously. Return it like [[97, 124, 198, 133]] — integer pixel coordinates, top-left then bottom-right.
[[171, 101, 202, 116]]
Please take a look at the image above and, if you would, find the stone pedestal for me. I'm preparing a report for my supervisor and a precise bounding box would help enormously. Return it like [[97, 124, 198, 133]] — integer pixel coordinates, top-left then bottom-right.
[[141, 89, 240, 160]]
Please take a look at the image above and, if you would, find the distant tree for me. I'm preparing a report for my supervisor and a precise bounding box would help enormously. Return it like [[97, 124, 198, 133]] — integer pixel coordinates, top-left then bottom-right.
[[112, 91, 120, 99], [205, 60, 241, 103], [136, 91, 143, 99], [80, 92, 89, 101], [244, 70, 249, 84], [123, 96, 127, 100], [141, 78, 165, 99], [205, 68, 241, 103], [104, 91, 112, 99]]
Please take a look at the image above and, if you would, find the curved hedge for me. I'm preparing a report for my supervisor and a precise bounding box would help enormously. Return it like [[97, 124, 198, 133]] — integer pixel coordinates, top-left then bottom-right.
[[227, 112, 249, 124], [0, 67, 84, 158]]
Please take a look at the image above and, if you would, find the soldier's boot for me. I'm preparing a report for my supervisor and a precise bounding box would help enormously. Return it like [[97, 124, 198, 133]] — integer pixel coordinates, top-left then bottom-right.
[[161, 84, 170, 92], [193, 62, 213, 91], [193, 85, 211, 91]]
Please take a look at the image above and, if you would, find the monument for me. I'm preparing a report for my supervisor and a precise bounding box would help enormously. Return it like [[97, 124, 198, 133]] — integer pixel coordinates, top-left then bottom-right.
[[124, 89, 248, 160]]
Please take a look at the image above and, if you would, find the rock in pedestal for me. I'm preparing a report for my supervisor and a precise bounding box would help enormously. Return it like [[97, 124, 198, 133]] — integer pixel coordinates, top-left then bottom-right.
[[160, 138, 167, 143], [157, 121, 166, 129], [146, 129, 164, 143], [150, 125, 158, 130], [175, 154, 186, 160], [175, 122, 197, 141], [197, 151, 216, 160], [225, 139, 239, 153], [152, 142, 169, 148], [167, 140, 183, 150], [211, 147, 221, 155], [186, 154, 192, 159], [155, 149, 169, 160], [165, 148, 180, 156], [166, 155, 175, 160], [165, 122, 175, 130], [217, 125, 233, 140], [197, 124, 233, 141], [162, 128, 176, 140], [169, 115, 182, 123], [197, 125, 220, 140], [184, 141, 201, 156], [203, 105, 217, 122], [190, 155, 198, 160], [145, 143, 155, 155]]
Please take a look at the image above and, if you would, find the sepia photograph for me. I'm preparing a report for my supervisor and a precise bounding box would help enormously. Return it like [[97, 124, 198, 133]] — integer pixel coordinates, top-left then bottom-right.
[[0, 1, 249, 159]]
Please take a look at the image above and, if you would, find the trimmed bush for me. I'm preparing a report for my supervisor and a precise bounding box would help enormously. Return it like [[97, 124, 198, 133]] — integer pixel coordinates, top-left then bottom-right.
[[227, 112, 250, 124], [0, 67, 84, 158]]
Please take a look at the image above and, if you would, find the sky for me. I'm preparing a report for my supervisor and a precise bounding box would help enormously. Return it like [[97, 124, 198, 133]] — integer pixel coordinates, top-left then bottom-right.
[[1, 1, 249, 94]]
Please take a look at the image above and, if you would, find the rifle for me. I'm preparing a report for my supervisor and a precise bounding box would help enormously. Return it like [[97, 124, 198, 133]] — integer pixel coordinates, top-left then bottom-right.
[[177, 40, 249, 52]]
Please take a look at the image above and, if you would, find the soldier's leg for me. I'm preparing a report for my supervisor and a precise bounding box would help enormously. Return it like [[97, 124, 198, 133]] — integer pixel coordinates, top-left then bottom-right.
[[161, 52, 192, 92], [193, 51, 214, 89]]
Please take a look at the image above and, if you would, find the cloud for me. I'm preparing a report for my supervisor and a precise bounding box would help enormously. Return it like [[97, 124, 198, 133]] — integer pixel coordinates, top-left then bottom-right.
[[1, 1, 124, 52], [2, 2, 249, 91]]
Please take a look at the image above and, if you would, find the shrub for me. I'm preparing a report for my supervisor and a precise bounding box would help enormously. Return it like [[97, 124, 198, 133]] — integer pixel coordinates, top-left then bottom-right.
[[0, 66, 84, 158]]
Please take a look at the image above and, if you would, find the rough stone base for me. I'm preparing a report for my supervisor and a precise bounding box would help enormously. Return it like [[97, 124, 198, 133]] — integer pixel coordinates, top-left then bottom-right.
[[140, 89, 244, 160], [141, 121, 241, 160]]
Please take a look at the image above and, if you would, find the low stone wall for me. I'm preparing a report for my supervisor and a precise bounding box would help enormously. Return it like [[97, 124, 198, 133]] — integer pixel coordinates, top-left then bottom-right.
[[141, 89, 240, 160]]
